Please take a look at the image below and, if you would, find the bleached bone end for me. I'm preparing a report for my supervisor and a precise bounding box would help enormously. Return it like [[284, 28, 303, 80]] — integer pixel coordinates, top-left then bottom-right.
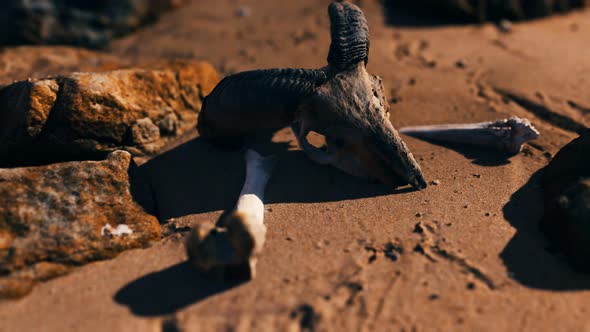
[[493, 117, 540, 154], [185, 211, 267, 280], [399, 116, 540, 155]]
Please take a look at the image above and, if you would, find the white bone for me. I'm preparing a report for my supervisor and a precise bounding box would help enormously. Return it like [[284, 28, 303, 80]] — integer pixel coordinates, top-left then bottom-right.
[[185, 149, 276, 279], [399, 117, 540, 154], [101, 224, 133, 236]]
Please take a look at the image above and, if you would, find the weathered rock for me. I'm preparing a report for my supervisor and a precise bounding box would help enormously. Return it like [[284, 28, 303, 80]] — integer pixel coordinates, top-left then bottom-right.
[[387, 0, 589, 22], [541, 129, 590, 272], [0, 0, 187, 48], [0, 61, 220, 165], [0, 150, 160, 299]]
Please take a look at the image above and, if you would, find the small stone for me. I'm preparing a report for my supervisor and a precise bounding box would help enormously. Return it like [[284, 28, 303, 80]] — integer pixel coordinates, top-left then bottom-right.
[[455, 59, 467, 69], [421, 54, 436, 68], [429, 180, 441, 186], [429, 294, 440, 300], [130, 118, 160, 145], [484, 212, 491, 217], [156, 113, 178, 135], [415, 212, 424, 218], [498, 20, 513, 33], [472, 174, 481, 179], [236, 6, 252, 17]]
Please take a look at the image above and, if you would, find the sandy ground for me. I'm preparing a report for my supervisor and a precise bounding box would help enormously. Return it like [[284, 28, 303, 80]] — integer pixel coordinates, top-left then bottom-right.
[[1, 0, 590, 331]]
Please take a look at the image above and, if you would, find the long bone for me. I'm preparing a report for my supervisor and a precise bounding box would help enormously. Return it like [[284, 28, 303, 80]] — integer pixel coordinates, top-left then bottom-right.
[[185, 149, 276, 279], [399, 117, 540, 155]]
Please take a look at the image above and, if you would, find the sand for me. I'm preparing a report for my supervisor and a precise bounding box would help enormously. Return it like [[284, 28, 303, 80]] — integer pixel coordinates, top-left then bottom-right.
[[1, 0, 589, 331]]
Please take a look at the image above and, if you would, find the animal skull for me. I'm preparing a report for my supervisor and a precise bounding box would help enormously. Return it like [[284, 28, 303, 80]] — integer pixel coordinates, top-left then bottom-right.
[[197, 1, 426, 190]]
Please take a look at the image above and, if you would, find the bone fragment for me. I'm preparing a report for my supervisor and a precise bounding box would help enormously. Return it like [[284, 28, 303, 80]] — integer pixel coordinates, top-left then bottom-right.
[[185, 149, 276, 279], [101, 224, 133, 236], [399, 117, 540, 154]]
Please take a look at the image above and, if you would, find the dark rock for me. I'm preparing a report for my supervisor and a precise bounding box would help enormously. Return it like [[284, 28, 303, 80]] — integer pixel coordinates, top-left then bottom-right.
[[541, 129, 590, 272], [0, 62, 220, 165], [0, 150, 161, 298], [385, 0, 588, 22], [0, 0, 188, 48]]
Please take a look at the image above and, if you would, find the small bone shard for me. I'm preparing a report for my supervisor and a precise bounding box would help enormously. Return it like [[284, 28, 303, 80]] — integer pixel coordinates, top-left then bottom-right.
[[185, 149, 276, 279], [399, 117, 540, 154], [101, 224, 133, 237]]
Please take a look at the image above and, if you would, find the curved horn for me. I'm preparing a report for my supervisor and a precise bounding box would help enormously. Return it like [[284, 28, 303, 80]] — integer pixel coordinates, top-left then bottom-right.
[[197, 68, 327, 141], [327, 1, 370, 72]]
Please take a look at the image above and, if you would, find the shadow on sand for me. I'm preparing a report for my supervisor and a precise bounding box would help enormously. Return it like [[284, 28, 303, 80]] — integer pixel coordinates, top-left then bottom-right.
[[117, 134, 418, 316], [500, 170, 590, 290], [408, 139, 512, 167], [114, 262, 245, 316], [139, 136, 416, 221]]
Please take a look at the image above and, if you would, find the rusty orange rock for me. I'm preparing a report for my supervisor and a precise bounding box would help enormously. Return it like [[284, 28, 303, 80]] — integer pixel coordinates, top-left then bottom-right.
[[0, 150, 160, 298], [0, 62, 219, 165]]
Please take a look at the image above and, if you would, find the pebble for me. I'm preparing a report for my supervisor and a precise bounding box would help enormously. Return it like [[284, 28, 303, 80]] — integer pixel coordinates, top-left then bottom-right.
[[498, 20, 513, 33], [430, 180, 441, 186], [235, 6, 251, 18]]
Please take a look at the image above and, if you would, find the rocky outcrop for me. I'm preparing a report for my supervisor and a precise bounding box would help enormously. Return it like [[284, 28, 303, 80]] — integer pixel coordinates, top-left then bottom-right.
[[386, 0, 589, 22], [0, 61, 220, 165], [0, 0, 187, 48], [541, 130, 590, 272], [0, 150, 160, 298]]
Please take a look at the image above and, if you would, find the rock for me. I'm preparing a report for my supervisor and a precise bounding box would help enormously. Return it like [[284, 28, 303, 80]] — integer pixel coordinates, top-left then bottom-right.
[[0, 61, 220, 165], [386, 0, 588, 22], [0, 150, 160, 299], [0, 0, 188, 48], [130, 118, 161, 146], [541, 129, 590, 272]]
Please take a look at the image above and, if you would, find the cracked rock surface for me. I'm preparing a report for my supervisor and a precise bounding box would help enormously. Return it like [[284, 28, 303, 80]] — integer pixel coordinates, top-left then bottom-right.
[[0, 150, 160, 298], [0, 61, 219, 165]]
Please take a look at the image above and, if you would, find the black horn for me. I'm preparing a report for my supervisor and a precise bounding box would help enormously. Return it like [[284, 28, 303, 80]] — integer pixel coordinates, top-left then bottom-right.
[[327, 1, 370, 72], [198, 68, 327, 140]]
